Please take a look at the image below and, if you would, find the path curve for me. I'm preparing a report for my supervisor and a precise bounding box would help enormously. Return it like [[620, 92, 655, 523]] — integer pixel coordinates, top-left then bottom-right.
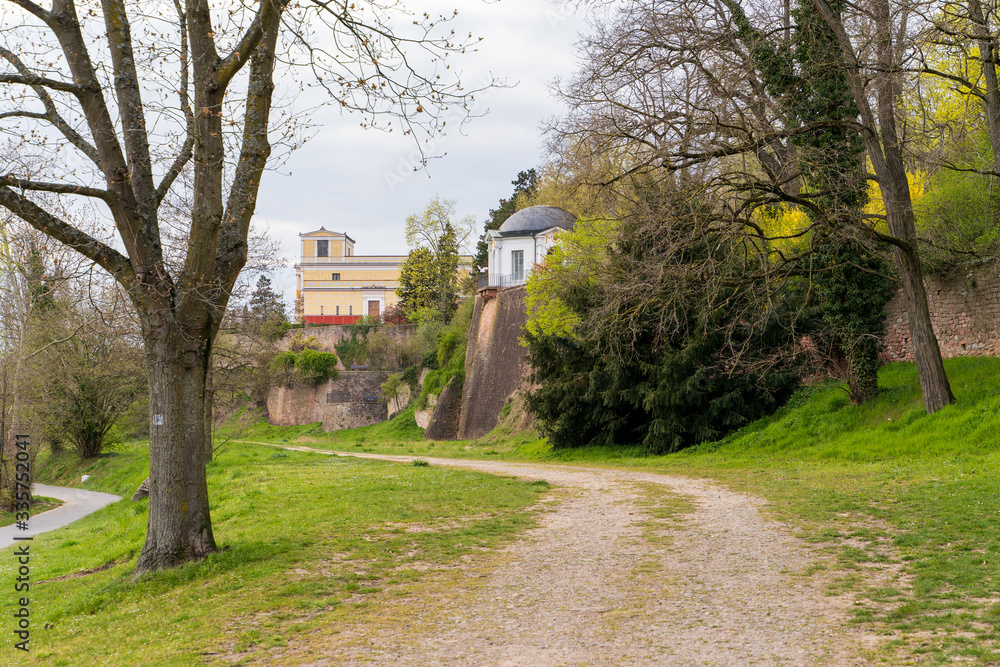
[[239, 442, 874, 665], [0, 483, 121, 549]]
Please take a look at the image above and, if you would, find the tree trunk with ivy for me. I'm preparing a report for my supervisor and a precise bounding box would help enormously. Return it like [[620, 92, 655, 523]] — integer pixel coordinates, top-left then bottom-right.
[[812, 0, 955, 412]]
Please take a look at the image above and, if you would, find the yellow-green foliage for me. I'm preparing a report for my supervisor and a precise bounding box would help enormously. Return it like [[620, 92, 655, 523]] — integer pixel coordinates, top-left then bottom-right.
[[755, 203, 810, 255], [908, 43, 989, 149], [525, 216, 618, 339]]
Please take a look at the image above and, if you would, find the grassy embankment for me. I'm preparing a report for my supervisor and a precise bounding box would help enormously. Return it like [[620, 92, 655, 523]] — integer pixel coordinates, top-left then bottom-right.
[[4, 356, 999, 664], [0, 441, 549, 665], [234, 356, 1000, 664], [0, 497, 61, 525]]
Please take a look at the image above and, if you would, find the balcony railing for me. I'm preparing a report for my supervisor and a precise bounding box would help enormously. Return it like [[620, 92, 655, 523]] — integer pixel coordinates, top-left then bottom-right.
[[484, 272, 526, 288]]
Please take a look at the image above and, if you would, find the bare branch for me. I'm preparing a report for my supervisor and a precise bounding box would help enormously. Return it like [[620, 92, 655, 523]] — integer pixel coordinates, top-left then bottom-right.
[[22, 321, 91, 361], [0, 186, 133, 284], [216, 0, 286, 90], [155, 0, 195, 205], [0, 73, 82, 95], [0, 175, 110, 201], [5, 0, 48, 21], [0, 46, 101, 163]]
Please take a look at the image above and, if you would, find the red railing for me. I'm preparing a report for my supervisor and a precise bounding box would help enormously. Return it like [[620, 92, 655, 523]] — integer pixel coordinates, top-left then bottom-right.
[[304, 315, 364, 325]]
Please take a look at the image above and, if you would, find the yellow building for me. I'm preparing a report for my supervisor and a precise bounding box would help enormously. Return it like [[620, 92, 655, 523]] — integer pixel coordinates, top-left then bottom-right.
[[293, 228, 472, 324]]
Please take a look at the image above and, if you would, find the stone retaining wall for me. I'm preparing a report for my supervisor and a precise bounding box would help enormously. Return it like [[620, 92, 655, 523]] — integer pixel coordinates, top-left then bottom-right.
[[884, 260, 1000, 361], [266, 371, 387, 431], [457, 286, 532, 439]]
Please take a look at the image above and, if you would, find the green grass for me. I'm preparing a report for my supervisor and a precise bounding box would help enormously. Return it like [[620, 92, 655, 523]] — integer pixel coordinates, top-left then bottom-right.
[[0, 496, 61, 527], [17, 356, 1000, 664], [491, 358, 1000, 662], [2, 441, 549, 665], [230, 356, 1000, 663]]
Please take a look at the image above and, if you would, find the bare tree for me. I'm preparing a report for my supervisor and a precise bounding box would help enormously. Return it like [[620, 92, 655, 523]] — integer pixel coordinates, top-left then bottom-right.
[[549, 0, 955, 412], [0, 211, 92, 503], [812, 0, 955, 411], [0, 0, 489, 573], [31, 285, 146, 459]]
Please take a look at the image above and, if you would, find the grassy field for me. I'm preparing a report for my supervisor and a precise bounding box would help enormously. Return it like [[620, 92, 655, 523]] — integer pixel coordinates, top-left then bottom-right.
[[0, 442, 549, 665], [6, 356, 1000, 664], [231, 357, 1000, 664]]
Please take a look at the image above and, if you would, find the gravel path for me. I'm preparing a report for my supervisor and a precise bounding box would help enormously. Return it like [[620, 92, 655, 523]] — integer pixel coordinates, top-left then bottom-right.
[[248, 445, 872, 665]]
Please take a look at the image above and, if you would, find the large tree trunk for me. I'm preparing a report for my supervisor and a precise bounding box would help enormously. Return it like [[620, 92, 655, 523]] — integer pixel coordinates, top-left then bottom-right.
[[825, 0, 956, 414], [877, 119, 955, 413], [893, 243, 955, 411], [872, 2, 955, 413], [134, 318, 216, 573]]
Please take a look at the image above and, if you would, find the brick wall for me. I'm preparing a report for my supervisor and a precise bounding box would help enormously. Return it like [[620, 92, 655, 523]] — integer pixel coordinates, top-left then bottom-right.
[[883, 259, 1000, 361]]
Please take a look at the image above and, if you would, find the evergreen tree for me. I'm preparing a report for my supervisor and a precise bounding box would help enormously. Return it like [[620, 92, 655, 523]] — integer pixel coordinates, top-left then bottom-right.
[[248, 275, 287, 324], [525, 186, 806, 453], [402, 197, 472, 322], [435, 223, 460, 321], [474, 169, 539, 271]]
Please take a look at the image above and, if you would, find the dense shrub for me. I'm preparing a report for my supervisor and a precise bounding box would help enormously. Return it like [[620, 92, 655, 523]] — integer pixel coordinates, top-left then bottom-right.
[[269, 350, 339, 385], [525, 189, 807, 454], [294, 349, 339, 384]]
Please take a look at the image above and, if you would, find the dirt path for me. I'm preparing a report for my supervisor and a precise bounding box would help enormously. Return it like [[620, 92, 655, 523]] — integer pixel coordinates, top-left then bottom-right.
[[245, 444, 874, 665]]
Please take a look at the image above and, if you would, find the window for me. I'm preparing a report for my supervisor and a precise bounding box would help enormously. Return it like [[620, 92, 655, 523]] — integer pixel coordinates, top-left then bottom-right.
[[331, 273, 340, 281], [335, 306, 339, 315], [349, 305, 353, 315], [511, 250, 524, 281], [317, 240, 329, 257]]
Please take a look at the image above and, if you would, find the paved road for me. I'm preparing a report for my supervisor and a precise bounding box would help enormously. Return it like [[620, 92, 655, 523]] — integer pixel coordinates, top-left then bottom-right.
[[0, 483, 121, 549]]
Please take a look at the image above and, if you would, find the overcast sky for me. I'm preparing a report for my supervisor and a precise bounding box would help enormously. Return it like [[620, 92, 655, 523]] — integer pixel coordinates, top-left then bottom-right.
[[251, 0, 591, 304]]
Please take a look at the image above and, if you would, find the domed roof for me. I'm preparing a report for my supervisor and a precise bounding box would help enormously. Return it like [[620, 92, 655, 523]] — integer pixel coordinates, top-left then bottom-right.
[[498, 206, 576, 235]]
